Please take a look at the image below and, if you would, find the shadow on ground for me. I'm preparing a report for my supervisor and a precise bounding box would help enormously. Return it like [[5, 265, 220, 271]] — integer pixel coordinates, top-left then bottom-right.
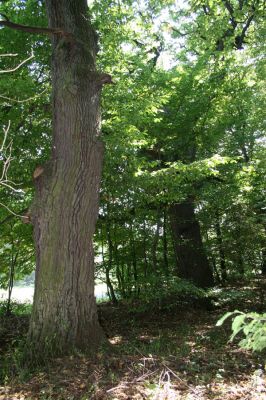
[[0, 279, 265, 399]]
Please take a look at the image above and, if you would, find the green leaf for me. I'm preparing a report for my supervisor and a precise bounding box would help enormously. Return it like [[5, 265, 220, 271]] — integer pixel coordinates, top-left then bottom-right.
[[230, 314, 246, 340], [216, 311, 242, 327]]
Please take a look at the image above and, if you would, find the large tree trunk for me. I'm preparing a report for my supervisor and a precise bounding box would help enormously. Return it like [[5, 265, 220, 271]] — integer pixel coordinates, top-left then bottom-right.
[[169, 201, 214, 287], [28, 0, 105, 354]]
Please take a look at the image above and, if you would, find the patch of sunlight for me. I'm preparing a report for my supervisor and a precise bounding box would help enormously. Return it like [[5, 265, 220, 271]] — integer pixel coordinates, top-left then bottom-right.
[[109, 335, 123, 345]]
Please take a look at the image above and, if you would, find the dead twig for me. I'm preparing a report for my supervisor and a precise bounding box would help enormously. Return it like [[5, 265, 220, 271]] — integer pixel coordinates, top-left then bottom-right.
[[106, 383, 129, 393], [0, 122, 25, 217], [161, 362, 198, 394], [135, 368, 159, 382]]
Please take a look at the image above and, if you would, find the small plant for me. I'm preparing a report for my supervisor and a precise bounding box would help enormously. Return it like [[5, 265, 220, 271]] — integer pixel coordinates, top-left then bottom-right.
[[0, 300, 32, 316], [216, 310, 266, 352]]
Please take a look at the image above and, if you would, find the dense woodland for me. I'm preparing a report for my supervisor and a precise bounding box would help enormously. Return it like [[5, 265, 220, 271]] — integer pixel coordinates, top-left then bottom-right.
[[0, 0, 265, 399]]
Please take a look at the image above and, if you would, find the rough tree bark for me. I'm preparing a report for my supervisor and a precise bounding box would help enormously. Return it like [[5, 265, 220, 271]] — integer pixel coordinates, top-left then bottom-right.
[[27, 0, 107, 353], [169, 201, 214, 287]]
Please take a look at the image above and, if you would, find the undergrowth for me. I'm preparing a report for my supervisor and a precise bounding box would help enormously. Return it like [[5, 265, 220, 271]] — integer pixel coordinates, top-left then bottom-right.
[[0, 280, 265, 399], [124, 277, 214, 313]]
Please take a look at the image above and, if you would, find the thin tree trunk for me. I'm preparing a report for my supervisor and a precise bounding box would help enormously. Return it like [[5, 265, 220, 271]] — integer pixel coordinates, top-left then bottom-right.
[[143, 220, 149, 279], [237, 253, 245, 275], [162, 209, 169, 276], [215, 213, 227, 282], [169, 201, 214, 287], [212, 257, 221, 283], [130, 222, 139, 296], [105, 268, 117, 304], [6, 247, 18, 316], [205, 229, 221, 283], [106, 217, 118, 304], [262, 249, 266, 276], [113, 228, 126, 297], [28, 0, 105, 354], [151, 208, 162, 272]]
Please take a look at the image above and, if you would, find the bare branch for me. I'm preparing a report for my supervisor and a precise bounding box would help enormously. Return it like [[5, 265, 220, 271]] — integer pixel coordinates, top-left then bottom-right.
[[0, 120, 11, 152], [0, 51, 34, 74], [0, 201, 24, 217], [0, 181, 23, 192], [1, 123, 25, 192], [0, 121, 13, 183], [0, 88, 47, 103], [0, 123, 26, 218], [0, 53, 18, 57]]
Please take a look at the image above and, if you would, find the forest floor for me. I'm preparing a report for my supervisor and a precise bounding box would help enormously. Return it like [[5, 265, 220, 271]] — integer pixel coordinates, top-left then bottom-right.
[[0, 279, 265, 400]]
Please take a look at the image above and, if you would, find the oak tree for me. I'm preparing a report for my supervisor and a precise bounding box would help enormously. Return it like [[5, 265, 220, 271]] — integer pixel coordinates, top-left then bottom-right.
[[1, 0, 107, 354]]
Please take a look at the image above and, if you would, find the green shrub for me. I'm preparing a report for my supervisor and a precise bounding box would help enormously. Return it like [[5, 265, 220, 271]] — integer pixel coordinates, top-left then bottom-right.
[[216, 310, 266, 352], [133, 276, 208, 311], [0, 300, 32, 316]]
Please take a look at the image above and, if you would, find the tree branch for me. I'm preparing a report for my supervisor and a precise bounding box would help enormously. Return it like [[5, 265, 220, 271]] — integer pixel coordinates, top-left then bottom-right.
[[0, 51, 34, 74], [222, 0, 235, 17], [0, 88, 47, 103], [0, 208, 28, 226], [222, 0, 237, 28], [235, 11, 255, 49], [0, 13, 72, 38], [238, 0, 244, 10], [0, 53, 18, 57], [0, 202, 25, 218]]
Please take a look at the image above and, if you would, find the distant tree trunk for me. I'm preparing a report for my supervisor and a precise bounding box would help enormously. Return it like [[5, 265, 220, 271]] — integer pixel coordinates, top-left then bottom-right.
[[151, 208, 162, 273], [211, 257, 221, 284], [162, 209, 169, 276], [130, 222, 139, 295], [6, 247, 18, 316], [215, 213, 227, 282], [169, 201, 214, 287], [28, 0, 105, 354], [113, 227, 126, 297], [142, 220, 149, 279], [106, 217, 118, 304], [205, 229, 221, 283], [237, 255, 245, 275], [262, 249, 266, 276]]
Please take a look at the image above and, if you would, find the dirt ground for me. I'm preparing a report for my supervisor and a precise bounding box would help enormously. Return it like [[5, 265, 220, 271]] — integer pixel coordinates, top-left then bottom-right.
[[0, 280, 265, 399]]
